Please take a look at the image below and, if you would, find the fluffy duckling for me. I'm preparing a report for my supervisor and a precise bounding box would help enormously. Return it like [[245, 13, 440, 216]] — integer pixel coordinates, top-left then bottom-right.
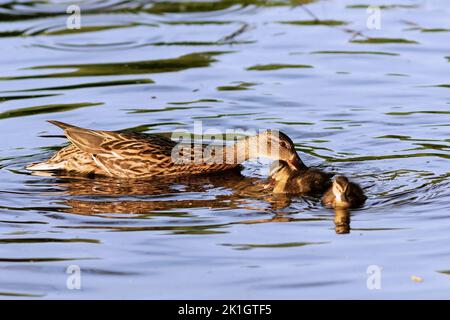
[[322, 176, 366, 209], [268, 160, 332, 195]]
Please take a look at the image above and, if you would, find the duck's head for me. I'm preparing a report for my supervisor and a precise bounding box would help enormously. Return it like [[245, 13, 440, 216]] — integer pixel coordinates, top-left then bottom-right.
[[269, 160, 293, 182], [332, 176, 352, 208], [255, 130, 305, 171]]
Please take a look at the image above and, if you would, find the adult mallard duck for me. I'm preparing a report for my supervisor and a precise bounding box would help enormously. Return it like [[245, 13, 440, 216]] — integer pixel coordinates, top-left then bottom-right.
[[267, 160, 332, 194], [322, 175, 366, 209], [27, 121, 305, 179]]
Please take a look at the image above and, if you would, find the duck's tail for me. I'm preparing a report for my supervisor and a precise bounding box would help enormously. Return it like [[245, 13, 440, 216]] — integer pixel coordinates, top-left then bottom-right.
[[26, 161, 65, 171], [26, 120, 78, 172], [47, 120, 78, 131]]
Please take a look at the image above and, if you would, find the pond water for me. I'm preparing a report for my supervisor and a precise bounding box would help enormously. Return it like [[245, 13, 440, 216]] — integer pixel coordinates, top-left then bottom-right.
[[0, 0, 449, 299]]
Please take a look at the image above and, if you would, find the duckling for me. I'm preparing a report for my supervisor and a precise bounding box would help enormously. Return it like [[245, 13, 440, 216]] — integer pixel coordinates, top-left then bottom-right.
[[27, 121, 306, 179], [322, 175, 366, 209], [268, 160, 332, 194]]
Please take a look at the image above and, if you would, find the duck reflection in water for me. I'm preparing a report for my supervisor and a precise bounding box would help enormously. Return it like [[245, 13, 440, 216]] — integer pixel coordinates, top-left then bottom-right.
[[334, 208, 351, 235], [263, 192, 352, 234], [31, 161, 362, 234], [45, 170, 293, 216]]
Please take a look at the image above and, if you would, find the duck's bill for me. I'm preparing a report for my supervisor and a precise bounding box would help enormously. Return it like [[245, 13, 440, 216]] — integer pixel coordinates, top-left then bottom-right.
[[287, 156, 304, 171]]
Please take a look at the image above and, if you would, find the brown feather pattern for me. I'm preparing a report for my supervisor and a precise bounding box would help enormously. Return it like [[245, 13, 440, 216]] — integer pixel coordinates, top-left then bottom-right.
[[30, 121, 241, 178]]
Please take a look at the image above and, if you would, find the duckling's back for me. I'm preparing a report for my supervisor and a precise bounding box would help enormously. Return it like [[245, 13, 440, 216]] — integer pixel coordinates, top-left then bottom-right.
[[271, 168, 332, 195], [296, 169, 332, 194], [346, 182, 367, 206]]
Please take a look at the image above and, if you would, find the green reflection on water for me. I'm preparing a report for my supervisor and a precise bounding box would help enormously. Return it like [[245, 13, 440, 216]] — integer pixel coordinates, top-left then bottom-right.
[[351, 37, 418, 44], [168, 99, 222, 105], [2, 52, 230, 80], [279, 20, 348, 26], [126, 106, 210, 114], [247, 64, 313, 71], [0, 94, 59, 102], [0, 238, 99, 244], [217, 82, 258, 91], [40, 23, 155, 36], [0, 292, 44, 298], [0, 30, 25, 37], [161, 20, 233, 25], [222, 241, 328, 250], [0, 0, 315, 22], [386, 111, 450, 116], [311, 50, 399, 56], [193, 112, 259, 119], [151, 41, 253, 46], [4, 79, 154, 93], [0, 257, 95, 262], [346, 4, 418, 9], [145, 0, 313, 14], [0, 102, 102, 120], [421, 28, 450, 33], [276, 121, 314, 125]]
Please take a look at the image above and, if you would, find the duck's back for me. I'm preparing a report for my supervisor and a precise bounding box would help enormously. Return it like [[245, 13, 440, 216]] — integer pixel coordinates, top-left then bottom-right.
[[27, 121, 240, 178], [273, 168, 332, 194]]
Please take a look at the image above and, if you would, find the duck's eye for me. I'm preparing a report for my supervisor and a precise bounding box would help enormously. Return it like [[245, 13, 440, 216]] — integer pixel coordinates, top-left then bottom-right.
[[280, 141, 289, 149]]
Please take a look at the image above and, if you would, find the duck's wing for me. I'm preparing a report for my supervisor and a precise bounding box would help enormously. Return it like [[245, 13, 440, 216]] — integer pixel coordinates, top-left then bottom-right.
[[48, 120, 176, 157], [48, 121, 178, 177]]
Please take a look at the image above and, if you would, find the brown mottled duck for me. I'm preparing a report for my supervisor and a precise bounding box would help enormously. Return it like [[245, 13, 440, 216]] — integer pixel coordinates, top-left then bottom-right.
[[27, 121, 305, 179]]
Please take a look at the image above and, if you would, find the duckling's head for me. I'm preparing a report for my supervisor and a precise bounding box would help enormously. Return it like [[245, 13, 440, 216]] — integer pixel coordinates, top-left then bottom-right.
[[332, 176, 351, 208], [269, 160, 293, 182], [257, 130, 305, 171]]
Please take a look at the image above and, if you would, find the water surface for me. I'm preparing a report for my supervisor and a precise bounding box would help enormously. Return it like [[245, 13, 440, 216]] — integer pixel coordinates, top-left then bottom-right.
[[0, 0, 450, 299]]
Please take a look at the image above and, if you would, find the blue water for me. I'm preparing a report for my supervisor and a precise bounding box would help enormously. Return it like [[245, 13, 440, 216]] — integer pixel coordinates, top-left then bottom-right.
[[0, 0, 449, 298]]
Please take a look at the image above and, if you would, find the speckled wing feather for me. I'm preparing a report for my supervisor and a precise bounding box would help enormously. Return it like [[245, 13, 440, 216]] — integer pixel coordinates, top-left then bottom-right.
[[49, 120, 176, 156], [48, 121, 175, 178]]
